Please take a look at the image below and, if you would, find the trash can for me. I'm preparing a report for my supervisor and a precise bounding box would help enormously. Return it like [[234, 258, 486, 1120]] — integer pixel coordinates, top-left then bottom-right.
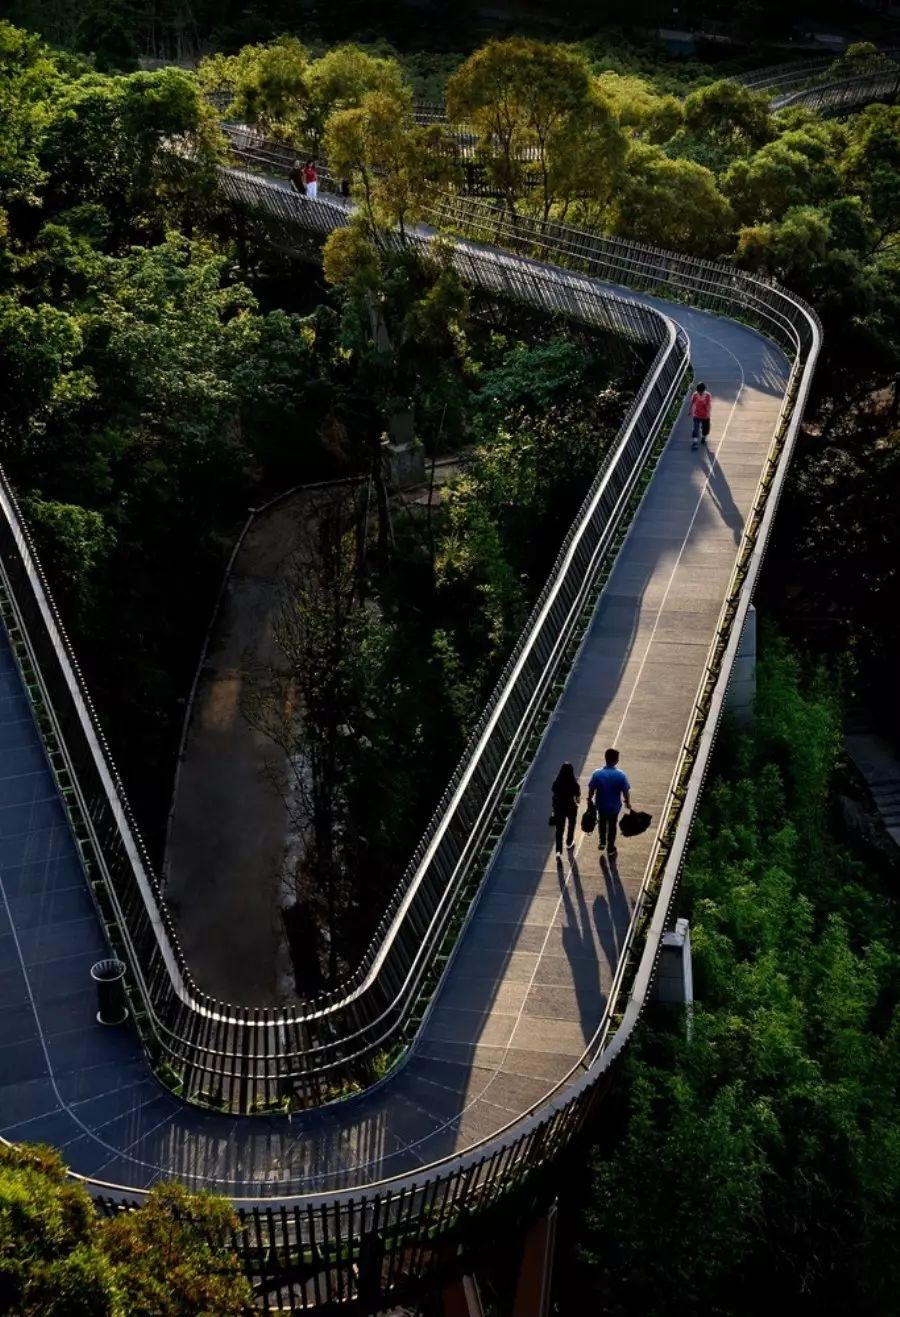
[[91, 959, 128, 1026]]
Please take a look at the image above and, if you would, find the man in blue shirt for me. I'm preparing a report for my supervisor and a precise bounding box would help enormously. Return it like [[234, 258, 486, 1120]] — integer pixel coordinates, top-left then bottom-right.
[[588, 748, 632, 858]]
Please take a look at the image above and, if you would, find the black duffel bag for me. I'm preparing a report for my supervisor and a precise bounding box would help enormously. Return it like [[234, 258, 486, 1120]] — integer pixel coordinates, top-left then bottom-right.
[[581, 803, 597, 834], [619, 809, 652, 838]]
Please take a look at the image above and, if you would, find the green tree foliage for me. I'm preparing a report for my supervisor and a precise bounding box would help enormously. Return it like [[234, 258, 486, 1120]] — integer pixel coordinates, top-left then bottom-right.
[[0, 1143, 119, 1315], [840, 104, 900, 252], [567, 643, 900, 1315], [595, 71, 683, 145], [683, 79, 773, 155], [99, 1181, 251, 1316], [325, 90, 456, 236], [0, 293, 91, 461], [227, 36, 310, 137], [737, 204, 831, 282], [305, 44, 408, 148], [21, 497, 114, 625], [201, 40, 408, 152], [609, 144, 733, 255], [0, 1143, 251, 1315], [447, 38, 625, 220], [723, 125, 842, 224], [0, 21, 55, 208], [823, 41, 896, 83], [40, 67, 223, 242]]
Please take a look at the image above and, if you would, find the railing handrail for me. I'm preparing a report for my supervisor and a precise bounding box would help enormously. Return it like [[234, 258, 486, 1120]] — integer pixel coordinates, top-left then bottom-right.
[[771, 64, 900, 111]]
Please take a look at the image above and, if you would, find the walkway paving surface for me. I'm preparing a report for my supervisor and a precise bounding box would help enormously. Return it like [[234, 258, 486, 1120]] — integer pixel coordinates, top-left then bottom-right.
[[0, 226, 790, 1200]]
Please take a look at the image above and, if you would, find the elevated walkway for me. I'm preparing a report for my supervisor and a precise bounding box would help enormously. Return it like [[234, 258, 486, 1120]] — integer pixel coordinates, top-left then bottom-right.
[[0, 245, 789, 1196]]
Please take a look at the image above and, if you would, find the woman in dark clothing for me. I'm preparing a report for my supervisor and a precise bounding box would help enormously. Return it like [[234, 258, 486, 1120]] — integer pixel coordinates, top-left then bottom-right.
[[551, 762, 580, 859]]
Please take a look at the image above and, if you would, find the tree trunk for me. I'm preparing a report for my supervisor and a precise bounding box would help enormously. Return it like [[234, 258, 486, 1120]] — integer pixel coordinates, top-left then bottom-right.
[[426, 450, 438, 576], [372, 439, 393, 561], [235, 214, 249, 278]]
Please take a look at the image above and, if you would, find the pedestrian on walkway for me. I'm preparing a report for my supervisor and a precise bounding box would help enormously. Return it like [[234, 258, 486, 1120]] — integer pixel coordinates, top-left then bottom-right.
[[551, 762, 581, 860], [289, 159, 306, 196], [587, 748, 632, 859], [690, 381, 712, 450], [304, 160, 318, 201]]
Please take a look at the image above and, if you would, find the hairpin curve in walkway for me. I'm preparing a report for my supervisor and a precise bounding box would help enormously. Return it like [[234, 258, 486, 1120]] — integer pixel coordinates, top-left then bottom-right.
[[0, 174, 802, 1207]]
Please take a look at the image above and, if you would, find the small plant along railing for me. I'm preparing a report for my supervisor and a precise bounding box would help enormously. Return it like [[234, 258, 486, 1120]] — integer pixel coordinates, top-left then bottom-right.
[[0, 171, 687, 1114]]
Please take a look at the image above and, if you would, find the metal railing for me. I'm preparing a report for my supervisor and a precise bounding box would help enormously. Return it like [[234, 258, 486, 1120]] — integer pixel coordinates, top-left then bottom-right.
[[731, 54, 834, 91], [727, 51, 899, 108], [772, 65, 900, 113], [0, 174, 690, 1113]]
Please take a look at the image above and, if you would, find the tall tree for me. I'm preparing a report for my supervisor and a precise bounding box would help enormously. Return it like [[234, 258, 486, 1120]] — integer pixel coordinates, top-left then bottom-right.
[[683, 79, 773, 157], [609, 144, 733, 255], [243, 496, 387, 987], [325, 89, 457, 237], [447, 37, 624, 221]]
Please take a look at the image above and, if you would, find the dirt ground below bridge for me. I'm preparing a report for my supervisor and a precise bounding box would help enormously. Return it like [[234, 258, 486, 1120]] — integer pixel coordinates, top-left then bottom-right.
[[163, 490, 336, 1006], [163, 459, 463, 1007]]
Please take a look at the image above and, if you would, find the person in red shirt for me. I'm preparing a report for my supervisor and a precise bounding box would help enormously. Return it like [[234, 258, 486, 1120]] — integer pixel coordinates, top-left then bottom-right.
[[304, 160, 318, 202], [690, 381, 712, 450]]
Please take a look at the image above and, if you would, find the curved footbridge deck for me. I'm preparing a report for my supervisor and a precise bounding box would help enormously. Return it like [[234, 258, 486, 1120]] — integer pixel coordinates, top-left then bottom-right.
[[0, 230, 791, 1185], [0, 158, 820, 1312]]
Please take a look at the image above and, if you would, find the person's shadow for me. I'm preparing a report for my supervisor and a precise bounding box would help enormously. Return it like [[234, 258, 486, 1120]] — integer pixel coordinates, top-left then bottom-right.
[[703, 449, 744, 547], [557, 855, 604, 1044], [594, 853, 632, 978]]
